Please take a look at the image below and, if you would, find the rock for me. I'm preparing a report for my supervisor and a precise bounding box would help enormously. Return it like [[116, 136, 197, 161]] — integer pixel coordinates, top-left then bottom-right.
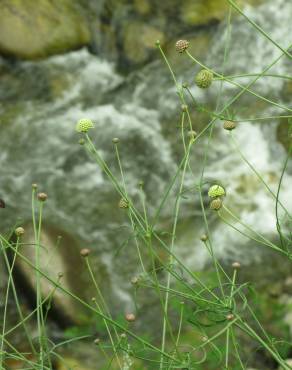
[[12, 223, 109, 326], [0, 0, 90, 60], [98, 0, 266, 70], [123, 22, 165, 64]]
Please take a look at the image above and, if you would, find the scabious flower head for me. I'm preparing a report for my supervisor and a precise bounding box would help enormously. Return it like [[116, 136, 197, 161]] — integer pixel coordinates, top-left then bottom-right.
[[223, 120, 237, 131], [208, 185, 226, 198], [76, 118, 94, 133], [210, 198, 223, 211], [175, 39, 190, 53], [119, 198, 129, 209], [15, 227, 25, 237], [195, 69, 213, 89]]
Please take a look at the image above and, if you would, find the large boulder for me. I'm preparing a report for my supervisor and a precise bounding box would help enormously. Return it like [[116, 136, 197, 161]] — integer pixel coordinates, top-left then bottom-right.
[[0, 0, 90, 60], [12, 223, 110, 326]]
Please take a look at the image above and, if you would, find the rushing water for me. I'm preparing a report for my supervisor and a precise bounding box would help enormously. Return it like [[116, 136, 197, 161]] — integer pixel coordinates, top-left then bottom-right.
[[0, 0, 291, 311]]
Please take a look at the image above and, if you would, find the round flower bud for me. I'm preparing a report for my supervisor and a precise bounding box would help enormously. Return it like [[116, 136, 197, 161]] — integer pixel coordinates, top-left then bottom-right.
[[208, 185, 226, 198], [94, 338, 100, 345], [232, 261, 241, 269], [32, 183, 38, 190], [200, 234, 208, 242], [181, 104, 188, 112], [76, 118, 94, 133], [37, 192, 48, 202], [195, 69, 213, 89], [131, 276, 139, 285], [15, 227, 25, 237], [80, 248, 91, 257], [226, 313, 234, 321], [119, 198, 129, 209], [182, 82, 189, 89], [155, 40, 160, 47], [210, 198, 223, 211], [223, 120, 237, 131], [125, 313, 136, 322], [120, 333, 127, 339], [79, 138, 86, 145], [187, 130, 197, 139], [57, 272, 64, 278], [175, 40, 189, 53], [112, 137, 120, 144]]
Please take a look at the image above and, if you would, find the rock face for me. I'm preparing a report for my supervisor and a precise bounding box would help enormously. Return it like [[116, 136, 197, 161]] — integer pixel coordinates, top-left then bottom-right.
[[0, 0, 265, 68], [0, 0, 90, 60], [12, 223, 109, 326]]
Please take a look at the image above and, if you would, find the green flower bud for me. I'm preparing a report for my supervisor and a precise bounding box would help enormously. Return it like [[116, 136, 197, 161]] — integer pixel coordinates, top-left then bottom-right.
[[195, 69, 213, 89], [15, 227, 25, 237], [208, 185, 225, 198], [76, 118, 94, 133]]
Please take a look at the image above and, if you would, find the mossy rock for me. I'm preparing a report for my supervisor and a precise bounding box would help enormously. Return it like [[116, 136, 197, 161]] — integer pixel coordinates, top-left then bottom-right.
[[0, 0, 90, 60], [181, 0, 265, 26]]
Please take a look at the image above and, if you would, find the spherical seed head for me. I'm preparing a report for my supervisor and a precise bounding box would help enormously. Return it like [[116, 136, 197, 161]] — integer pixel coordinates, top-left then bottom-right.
[[195, 69, 213, 89], [125, 313, 136, 322], [119, 198, 129, 209], [155, 40, 160, 47], [175, 39, 189, 53], [226, 313, 234, 321], [210, 198, 223, 211], [80, 248, 91, 257], [79, 138, 86, 145], [15, 227, 25, 237], [208, 185, 226, 198], [32, 183, 38, 190], [223, 120, 237, 131], [200, 234, 208, 242], [112, 137, 120, 144], [76, 118, 94, 133], [37, 192, 48, 202], [232, 261, 241, 269]]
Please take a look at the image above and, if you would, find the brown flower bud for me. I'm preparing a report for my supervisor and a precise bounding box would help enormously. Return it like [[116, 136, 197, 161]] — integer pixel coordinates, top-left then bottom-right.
[[37, 192, 48, 202], [125, 313, 136, 322], [210, 198, 222, 211], [80, 248, 91, 257], [175, 40, 190, 53], [232, 261, 241, 269]]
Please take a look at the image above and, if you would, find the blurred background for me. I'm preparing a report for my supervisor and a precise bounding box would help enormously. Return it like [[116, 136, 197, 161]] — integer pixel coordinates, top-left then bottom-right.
[[0, 0, 292, 368]]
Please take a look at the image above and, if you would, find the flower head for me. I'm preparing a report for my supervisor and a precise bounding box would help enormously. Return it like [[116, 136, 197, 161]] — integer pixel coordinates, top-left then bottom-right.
[[195, 69, 213, 89], [175, 40, 190, 53], [208, 185, 226, 198], [223, 120, 237, 131], [76, 118, 94, 133]]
